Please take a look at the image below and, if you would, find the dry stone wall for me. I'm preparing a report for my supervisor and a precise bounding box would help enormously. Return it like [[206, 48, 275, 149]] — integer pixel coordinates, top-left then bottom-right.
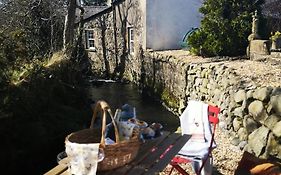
[[125, 51, 281, 160]]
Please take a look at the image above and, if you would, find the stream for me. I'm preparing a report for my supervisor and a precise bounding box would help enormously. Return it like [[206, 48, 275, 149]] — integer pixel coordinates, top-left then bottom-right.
[[88, 81, 180, 132]]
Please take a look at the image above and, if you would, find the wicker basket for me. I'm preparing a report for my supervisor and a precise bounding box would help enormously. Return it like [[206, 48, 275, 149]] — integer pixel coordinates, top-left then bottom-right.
[[66, 100, 140, 171]]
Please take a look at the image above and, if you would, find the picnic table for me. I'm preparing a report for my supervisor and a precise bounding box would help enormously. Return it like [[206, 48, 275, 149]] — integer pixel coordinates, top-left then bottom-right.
[[44, 132, 191, 175]]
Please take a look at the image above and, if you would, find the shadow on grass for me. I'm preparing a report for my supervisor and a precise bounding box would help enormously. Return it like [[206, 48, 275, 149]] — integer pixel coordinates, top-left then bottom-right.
[[0, 60, 93, 175]]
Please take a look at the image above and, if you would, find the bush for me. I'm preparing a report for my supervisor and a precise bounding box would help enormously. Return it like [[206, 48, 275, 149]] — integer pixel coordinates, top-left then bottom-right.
[[188, 0, 265, 57]]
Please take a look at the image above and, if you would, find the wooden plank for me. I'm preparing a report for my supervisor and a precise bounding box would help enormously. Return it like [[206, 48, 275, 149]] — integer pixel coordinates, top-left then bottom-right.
[[146, 134, 191, 174], [128, 133, 181, 175], [43, 163, 68, 175], [134, 131, 170, 165], [60, 170, 70, 175], [140, 133, 182, 167]]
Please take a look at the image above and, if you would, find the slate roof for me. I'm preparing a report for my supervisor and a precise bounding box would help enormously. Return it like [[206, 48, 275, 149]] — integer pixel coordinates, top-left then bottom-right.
[[75, 0, 125, 24], [75, 5, 109, 23]]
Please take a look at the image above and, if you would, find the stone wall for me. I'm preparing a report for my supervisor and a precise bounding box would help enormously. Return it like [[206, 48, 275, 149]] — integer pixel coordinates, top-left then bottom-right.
[[124, 51, 281, 159]]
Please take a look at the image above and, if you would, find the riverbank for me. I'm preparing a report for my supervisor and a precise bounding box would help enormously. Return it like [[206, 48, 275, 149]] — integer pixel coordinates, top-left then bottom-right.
[[0, 53, 92, 174]]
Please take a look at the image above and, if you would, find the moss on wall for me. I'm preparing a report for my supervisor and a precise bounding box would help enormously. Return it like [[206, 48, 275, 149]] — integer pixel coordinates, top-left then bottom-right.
[[161, 88, 179, 109]]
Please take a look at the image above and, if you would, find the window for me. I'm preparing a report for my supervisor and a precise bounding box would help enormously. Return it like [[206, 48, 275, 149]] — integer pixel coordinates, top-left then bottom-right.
[[85, 30, 95, 50], [128, 27, 134, 54]]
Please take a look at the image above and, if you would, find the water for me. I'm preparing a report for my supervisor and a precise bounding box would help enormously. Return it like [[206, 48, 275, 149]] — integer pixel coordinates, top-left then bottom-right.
[[88, 81, 180, 132]]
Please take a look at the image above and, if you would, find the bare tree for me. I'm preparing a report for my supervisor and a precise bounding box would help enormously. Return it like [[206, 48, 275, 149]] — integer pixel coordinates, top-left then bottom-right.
[[0, 0, 66, 56], [63, 0, 77, 50]]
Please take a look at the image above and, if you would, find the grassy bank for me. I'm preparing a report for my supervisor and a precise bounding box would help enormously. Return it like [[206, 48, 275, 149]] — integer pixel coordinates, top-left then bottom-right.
[[0, 52, 92, 174]]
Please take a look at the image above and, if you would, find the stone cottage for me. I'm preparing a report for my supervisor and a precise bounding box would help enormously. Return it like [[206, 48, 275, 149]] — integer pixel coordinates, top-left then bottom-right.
[[79, 0, 202, 78]]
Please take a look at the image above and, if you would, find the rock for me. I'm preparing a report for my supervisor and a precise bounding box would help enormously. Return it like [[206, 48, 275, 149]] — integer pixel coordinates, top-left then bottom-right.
[[264, 133, 281, 159], [267, 104, 273, 113], [229, 76, 238, 86], [194, 78, 202, 86], [243, 116, 258, 133], [238, 128, 248, 141], [201, 69, 207, 78], [228, 100, 238, 112], [246, 90, 254, 99], [241, 99, 247, 110], [200, 86, 208, 94], [178, 99, 186, 115], [270, 95, 281, 116], [272, 121, 281, 137], [219, 121, 227, 130], [253, 87, 272, 102], [248, 100, 264, 119], [243, 144, 253, 154], [222, 78, 230, 89], [213, 90, 223, 104], [234, 90, 246, 103], [264, 114, 281, 131], [187, 75, 196, 83], [248, 126, 270, 156], [233, 106, 244, 118], [233, 117, 243, 131], [238, 141, 248, 150], [231, 137, 240, 146], [202, 79, 208, 88], [225, 115, 234, 129], [271, 87, 281, 96], [220, 101, 228, 112]]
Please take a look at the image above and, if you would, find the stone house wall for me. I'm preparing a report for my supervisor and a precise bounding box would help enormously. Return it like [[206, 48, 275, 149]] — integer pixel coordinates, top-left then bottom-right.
[[83, 0, 202, 78], [83, 0, 144, 78]]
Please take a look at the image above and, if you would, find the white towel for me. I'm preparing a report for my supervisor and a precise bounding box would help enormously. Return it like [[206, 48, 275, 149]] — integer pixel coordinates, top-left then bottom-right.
[[180, 100, 207, 143], [179, 100, 216, 175], [179, 100, 216, 158]]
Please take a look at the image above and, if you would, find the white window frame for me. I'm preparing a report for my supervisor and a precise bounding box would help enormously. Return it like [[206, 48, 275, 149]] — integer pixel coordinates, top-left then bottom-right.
[[128, 26, 134, 55], [85, 29, 95, 51]]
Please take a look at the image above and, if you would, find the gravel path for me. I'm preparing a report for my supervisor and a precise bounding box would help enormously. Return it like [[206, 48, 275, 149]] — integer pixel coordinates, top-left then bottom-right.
[[160, 127, 243, 175]]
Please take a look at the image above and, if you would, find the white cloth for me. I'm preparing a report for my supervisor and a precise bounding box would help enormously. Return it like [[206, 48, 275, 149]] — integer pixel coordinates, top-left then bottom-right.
[[184, 100, 206, 142], [179, 100, 215, 158], [118, 121, 137, 140], [65, 141, 100, 175], [178, 100, 216, 175]]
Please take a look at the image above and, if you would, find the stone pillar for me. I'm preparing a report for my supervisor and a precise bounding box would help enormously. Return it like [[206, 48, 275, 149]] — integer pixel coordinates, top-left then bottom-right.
[[248, 10, 260, 42], [247, 10, 269, 60], [251, 10, 260, 40]]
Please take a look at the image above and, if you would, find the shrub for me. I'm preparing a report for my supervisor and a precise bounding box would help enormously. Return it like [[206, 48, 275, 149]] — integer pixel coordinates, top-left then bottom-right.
[[188, 0, 265, 57]]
